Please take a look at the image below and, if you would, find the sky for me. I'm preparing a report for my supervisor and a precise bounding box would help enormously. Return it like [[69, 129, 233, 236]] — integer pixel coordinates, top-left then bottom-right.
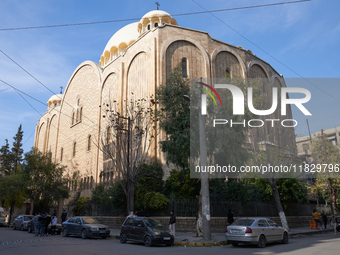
[[0, 0, 339, 154]]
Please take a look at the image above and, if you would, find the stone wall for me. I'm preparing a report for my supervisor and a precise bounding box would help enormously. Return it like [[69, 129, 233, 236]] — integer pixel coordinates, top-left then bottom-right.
[[95, 215, 315, 233]]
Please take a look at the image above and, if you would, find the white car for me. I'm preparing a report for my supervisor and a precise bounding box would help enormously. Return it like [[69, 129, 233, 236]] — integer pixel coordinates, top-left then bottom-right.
[[13, 215, 34, 231], [225, 217, 289, 248]]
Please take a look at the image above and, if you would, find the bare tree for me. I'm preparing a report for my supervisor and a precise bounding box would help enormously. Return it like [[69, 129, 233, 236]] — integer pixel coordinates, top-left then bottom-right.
[[100, 94, 155, 214]]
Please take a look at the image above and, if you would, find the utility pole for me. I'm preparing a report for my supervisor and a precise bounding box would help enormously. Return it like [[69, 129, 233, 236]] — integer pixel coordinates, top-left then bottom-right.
[[199, 78, 211, 241], [321, 129, 334, 214]]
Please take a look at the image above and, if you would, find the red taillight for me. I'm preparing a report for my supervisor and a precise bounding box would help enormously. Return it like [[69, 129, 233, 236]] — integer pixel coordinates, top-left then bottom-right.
[[245, 227, 252, 233], [225, 226, 228, 233]]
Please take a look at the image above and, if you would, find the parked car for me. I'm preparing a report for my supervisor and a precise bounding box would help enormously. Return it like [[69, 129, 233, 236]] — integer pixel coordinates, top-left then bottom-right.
[[62, 217, 110, 239], [13, 215, 34, 231], [120, 217, 174, 247], [225, 217, 289, 248]]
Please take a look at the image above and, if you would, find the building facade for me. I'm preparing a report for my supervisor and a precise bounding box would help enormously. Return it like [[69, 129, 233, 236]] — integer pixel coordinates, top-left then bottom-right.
[[34, 10, 296, 197]]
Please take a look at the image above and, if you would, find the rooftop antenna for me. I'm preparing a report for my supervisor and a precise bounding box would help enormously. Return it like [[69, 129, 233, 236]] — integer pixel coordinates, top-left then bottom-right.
[[156, 2, 160, 10], [60, 86, 63, 94]]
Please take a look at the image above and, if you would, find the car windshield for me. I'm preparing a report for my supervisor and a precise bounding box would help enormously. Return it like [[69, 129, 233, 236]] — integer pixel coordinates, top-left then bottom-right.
[[82, 218, 99, 224], [232, 219, 255, 226], [144, 218, 164, 228], [24, 216, 33, 221]]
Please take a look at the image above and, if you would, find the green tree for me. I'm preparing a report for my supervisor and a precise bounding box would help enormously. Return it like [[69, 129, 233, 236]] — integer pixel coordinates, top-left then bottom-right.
[[23, 149, 69, 213], [164, 168, 200, 199], [155, 65, 190, 169], [0, 139, 12, 176], [11, 124, 24, 175], [311, 136, 340, 213]]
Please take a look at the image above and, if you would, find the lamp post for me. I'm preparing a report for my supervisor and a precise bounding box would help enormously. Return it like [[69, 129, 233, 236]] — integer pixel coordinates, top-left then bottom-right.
[[183, 80, 211, 240]]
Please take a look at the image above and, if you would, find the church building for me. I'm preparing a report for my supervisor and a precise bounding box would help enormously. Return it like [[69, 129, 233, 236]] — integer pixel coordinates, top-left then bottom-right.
[[33, 10, 296, 197]]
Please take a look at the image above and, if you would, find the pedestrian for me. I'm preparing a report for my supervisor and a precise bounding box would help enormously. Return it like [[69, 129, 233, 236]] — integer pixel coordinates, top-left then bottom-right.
[[51, 213, 57, 235], [136, 208, 145, 217], [61, 209, 67, 222], [39, 213, 46, 236], [321, 211, 327, 229], [44, 213, 51, 236], [312, 209, 322, 230], [33, 213, 40, 236], [330, 214, 337, 235], [169, 210, 176, 237], [227, 209, 234, 225]]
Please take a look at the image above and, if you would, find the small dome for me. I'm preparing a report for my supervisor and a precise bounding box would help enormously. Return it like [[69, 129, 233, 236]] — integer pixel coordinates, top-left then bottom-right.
[[47, 94, 63, 107], [137, 10, 178, 35]]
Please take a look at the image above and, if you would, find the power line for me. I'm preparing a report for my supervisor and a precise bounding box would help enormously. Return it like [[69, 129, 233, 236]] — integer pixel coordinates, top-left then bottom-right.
[[0, 0, 310, 31], [191, 0, 340, 105]]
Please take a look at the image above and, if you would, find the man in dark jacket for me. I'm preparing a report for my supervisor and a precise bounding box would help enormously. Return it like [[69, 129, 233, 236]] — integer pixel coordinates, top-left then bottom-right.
[[169, 210, 176, 237]]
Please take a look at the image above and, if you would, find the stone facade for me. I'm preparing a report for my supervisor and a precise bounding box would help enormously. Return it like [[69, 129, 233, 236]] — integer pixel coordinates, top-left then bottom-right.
[[34, 10, 296, 200]]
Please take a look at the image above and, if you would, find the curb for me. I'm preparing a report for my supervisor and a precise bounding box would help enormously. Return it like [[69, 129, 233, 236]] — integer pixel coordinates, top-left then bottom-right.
[[173, 240, 228, 247], [111, 234, 228, 246]]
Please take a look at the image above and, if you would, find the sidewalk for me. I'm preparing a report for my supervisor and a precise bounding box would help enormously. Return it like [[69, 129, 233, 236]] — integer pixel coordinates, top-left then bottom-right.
[[110, 226, 333, 247]]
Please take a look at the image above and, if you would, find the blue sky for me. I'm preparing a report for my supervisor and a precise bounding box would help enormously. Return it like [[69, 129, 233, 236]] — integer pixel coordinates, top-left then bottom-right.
[[0, 0, 339, 154]]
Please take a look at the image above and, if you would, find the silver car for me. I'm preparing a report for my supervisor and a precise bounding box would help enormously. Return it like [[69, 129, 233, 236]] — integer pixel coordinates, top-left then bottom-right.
[[13, 215, 34, 231], [225, 218, 289, 248]]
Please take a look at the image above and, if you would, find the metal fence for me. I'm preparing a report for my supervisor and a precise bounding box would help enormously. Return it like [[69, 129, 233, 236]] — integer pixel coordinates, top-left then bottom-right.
[[79, 199, 328, 217]]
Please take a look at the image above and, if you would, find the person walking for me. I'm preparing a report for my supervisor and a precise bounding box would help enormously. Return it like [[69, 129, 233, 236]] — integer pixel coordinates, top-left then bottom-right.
[[39, 213, 46, 236], [312, 209, 322, 230], [330, 214, 337, 235], [44, 213, 51, 236], [227, 209, 234, 225], [61, 209, 67, 222], [33, 213, 40, 236], [321, 211, 327, 229], [51, 214, 57, 235], [169, 210, 176, 237]]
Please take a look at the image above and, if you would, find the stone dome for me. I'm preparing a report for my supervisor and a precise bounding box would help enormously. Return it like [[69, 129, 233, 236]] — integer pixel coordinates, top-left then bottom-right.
[[47, 94, 63, 108]]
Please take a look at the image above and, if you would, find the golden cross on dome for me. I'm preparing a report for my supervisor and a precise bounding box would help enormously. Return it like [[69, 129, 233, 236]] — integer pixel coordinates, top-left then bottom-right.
[[156, 2, 160, 10], [60, 86, 63, 94]]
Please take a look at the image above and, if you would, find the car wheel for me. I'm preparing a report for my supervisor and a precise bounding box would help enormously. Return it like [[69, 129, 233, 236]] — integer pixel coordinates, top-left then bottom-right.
[[144, 235, 152, 247], [101, 236, 107, 239], [257, 235, 266, 248], [166, 240, 174, 247], [81, 229, 88, 239], [231, 242, 239, 247], [120, 233, 127, 243], [282, 232, 289, 244], [63, 228, 68, 237]]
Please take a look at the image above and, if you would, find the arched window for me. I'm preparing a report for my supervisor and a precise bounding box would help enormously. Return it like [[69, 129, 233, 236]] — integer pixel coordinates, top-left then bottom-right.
[[182, 58, 188, 78], [155, 22, 158, 27], [88, 135, 91, 151], [147, 24, 151, 30], [80, 107, 83, 122], [73, 142, 76, 157], [72, 112, 75, 125], [76, 109, 79, 123], [225, 67, 231, 78], [60, 147, 63, 162]]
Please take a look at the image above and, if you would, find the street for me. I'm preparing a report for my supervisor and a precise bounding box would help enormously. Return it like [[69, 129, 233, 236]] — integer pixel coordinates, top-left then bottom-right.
[[0, 227, 339, 255]]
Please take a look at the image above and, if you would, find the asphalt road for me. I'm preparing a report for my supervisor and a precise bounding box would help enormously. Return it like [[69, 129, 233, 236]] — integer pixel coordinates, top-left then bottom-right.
[[0, 227, 339, 255]]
